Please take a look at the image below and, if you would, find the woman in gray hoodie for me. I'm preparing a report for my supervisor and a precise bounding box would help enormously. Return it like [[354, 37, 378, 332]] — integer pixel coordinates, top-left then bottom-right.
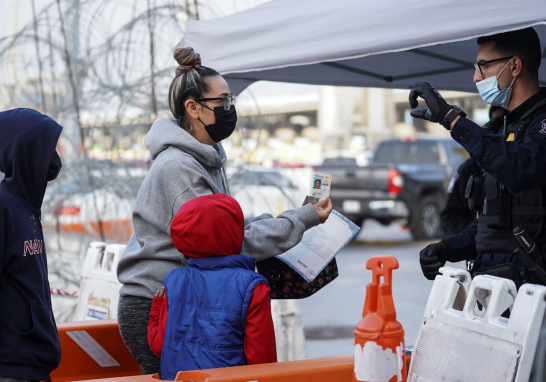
[[116, 47, 332, 374]]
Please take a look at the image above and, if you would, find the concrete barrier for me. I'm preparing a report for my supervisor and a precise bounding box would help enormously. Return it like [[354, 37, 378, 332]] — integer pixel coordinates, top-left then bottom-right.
[[78, 354, 412, 382], [51, 319, 141, 381]]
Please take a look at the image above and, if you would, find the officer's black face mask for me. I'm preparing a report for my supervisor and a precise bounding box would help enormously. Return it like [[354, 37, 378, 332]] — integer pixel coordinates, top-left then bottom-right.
[[46, 150, 62, 182], [198, 105, 237, 143]]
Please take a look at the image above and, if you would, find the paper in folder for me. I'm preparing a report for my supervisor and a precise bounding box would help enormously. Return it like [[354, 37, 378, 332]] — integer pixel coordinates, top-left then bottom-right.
[[276, 210, 360, 282]]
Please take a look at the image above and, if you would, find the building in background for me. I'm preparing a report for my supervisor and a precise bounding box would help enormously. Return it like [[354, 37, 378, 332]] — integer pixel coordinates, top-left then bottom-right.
[[234, 83, 486, 167], [393, 90, 486, 137], [319, 87, 396, 152]]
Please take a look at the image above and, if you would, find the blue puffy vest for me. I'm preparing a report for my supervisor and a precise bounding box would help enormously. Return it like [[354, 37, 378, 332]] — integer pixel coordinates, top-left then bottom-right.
[[160, 255, 268, 380]]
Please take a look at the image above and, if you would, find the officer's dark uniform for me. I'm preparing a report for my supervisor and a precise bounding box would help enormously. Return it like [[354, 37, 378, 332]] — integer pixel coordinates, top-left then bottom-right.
[[442, 88, 546, 285], [441, 158, 482, 235], [440, 117, 503, 236]]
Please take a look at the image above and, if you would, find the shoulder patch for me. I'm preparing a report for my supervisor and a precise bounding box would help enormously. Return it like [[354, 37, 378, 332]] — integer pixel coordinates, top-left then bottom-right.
[[541, 119, 546, 135]]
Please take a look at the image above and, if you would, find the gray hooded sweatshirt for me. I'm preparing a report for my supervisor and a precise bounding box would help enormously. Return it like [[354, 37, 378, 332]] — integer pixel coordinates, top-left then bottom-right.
[[117, 118, 320, 298]]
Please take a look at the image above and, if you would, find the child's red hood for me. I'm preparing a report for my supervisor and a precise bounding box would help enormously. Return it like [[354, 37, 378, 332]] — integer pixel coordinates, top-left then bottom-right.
[[170, 193, 244, 258]]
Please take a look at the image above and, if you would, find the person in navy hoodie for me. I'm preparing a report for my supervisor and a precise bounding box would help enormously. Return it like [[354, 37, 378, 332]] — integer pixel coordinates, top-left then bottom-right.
[[0, 109, 63, 381], [148, 193, 277, 380]]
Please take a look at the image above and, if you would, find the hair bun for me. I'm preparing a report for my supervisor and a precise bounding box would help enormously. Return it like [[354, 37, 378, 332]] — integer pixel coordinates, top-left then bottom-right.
[[174, 47, 202, 76]]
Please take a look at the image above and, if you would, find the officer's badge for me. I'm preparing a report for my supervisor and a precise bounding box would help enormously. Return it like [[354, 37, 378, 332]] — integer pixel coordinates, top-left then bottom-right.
[[541, 119, 546, 135]]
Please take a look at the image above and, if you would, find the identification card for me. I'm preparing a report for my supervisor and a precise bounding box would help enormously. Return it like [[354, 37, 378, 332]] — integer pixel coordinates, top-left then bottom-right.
[[310, 172, 332, 200]]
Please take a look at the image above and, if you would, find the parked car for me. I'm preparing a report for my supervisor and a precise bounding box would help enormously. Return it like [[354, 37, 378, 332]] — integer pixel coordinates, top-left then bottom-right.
[[314, 137, 469, 240], [42, 165, 304, 241], [42, 173, 141, 242], [227, 167, 304, 218]]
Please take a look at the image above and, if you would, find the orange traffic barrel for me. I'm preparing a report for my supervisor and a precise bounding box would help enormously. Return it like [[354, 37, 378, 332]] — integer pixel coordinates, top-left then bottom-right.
[[354, 256, 405, 382]]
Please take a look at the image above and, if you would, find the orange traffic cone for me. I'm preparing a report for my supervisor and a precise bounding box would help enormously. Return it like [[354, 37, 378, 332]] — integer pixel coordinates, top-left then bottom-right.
[[354, 256, 405, 382]]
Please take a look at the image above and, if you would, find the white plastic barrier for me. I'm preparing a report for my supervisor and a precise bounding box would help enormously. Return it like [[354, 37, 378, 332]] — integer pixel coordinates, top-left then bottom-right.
[[74, 242, 124, 321], [409, 266, 546, 382], [271, 299, 307, 362], [75, 242, 306, 361]]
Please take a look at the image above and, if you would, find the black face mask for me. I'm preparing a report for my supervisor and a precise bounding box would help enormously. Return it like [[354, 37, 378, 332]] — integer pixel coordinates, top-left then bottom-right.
[[46, 151, 62, 181], [199, 105, 237, 143]]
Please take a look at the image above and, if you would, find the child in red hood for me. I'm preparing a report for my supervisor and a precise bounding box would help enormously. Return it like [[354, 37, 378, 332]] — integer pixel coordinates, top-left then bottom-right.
[[148, 193, 276, 379]]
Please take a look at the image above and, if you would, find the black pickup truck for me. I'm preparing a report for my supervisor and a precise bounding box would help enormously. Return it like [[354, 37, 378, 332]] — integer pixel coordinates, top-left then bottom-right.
[[315, 137, 469, 240]]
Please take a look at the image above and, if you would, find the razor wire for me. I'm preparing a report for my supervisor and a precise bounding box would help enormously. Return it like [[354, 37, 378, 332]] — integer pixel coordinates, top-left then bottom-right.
[[0, 0, 307, 322]]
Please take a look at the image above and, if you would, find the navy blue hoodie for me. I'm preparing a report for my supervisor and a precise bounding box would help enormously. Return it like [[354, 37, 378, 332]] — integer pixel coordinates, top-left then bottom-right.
[[0, 109, 62, 380]]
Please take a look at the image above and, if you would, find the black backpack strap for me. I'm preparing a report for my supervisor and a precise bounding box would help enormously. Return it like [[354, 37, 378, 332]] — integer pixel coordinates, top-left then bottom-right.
[[521, 97, 546, 122], [516, 98, 546, 141], [513, 97, 546, 142]]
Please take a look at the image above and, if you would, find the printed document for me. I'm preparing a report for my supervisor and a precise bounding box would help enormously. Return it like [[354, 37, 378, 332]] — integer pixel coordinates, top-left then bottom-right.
[[277, 210, 360, 282]]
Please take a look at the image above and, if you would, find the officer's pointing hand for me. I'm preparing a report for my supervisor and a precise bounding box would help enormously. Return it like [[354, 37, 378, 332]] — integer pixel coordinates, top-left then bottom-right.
[[419, 242, 448, 280], [408, 82, 453, 123]]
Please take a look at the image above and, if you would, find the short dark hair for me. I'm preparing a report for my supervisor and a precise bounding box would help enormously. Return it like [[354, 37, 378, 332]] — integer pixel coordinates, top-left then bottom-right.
[[477, 27, 542, 79]]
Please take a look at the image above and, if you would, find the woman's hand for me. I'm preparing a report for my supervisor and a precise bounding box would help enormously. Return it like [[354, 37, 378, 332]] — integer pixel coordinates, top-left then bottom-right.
[[313, 197, 333, 223], [155, 287, 165, 298]]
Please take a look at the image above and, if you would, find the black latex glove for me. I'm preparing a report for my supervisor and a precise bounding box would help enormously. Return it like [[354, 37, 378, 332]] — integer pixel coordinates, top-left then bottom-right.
[[419, 242, 448, 280], [408, 82, 453, 123]]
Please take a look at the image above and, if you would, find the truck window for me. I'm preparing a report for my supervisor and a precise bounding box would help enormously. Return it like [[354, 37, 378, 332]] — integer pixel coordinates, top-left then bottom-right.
[[322, 157, 358, 166], [373, 141, 440, 164]]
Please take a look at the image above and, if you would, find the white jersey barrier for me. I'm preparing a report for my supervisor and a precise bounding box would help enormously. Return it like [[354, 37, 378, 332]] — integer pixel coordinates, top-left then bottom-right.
[[408, 266, 546, 382], [75, 242, 306, 361], [271, 299, 307, 362], [74, 242, 124, 321]]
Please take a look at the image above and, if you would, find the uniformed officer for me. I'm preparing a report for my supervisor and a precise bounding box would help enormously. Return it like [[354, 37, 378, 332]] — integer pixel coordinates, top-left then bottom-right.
[[440, 106, 504, 236], [409, 27, 546, 286]]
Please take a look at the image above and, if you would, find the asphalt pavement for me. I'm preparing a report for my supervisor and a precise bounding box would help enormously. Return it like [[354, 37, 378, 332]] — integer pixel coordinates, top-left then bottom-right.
[[299, 221, 465, 359]]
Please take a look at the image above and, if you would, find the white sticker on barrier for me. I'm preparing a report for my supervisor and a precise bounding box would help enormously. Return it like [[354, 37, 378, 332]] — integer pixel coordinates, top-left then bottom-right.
[[354, 341, 403, 381], [67, 330, 121, 367]]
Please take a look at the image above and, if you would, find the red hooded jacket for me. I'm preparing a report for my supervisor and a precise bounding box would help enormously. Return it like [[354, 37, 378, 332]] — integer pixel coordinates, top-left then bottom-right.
[[147, 193, 277, 365]]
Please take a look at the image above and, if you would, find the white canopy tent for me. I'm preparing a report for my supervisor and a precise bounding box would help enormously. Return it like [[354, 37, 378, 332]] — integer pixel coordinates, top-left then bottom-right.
[[180, 0, 546, 95]]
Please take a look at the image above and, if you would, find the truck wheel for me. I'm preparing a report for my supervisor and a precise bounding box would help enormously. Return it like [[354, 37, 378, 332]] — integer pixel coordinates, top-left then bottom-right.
[[411, 195, 442, 240]]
